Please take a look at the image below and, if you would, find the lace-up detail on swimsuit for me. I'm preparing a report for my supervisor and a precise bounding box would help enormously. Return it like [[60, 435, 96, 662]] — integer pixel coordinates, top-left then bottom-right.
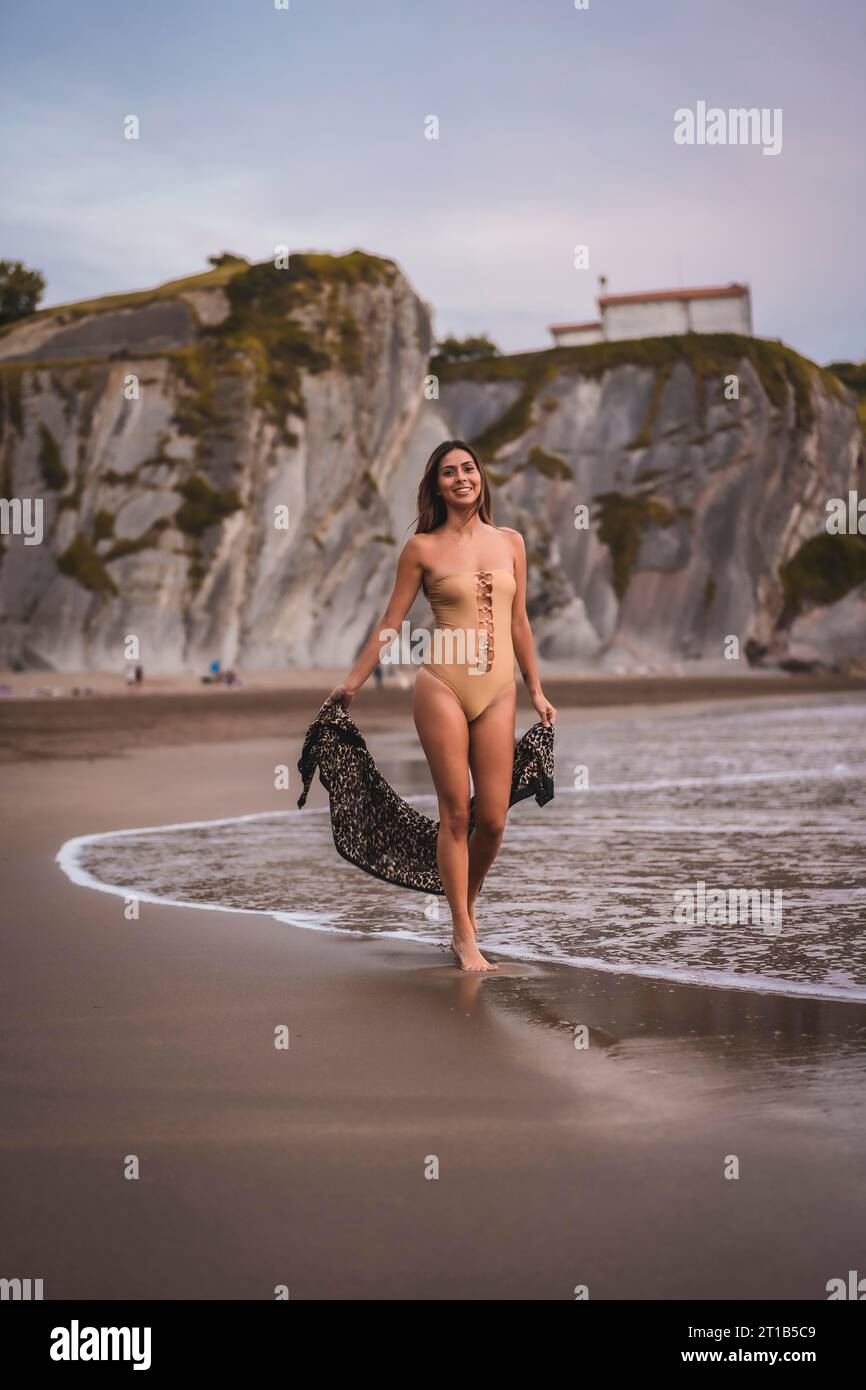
[[422, 566, 516, 721], [475, 570, 494, 673]]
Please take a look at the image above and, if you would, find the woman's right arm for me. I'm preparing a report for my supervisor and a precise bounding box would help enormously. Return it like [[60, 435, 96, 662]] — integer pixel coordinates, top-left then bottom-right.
[[325, 537, 426, 708]]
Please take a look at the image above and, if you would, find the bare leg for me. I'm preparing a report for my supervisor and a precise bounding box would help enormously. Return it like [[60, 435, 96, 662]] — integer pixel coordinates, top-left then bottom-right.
[[413, 667, 498, 973], [467, 680, 517, 933]]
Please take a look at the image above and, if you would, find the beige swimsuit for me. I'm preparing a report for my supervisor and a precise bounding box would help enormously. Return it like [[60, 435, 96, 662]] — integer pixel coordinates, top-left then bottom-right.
[[421, 568, 517, 722]]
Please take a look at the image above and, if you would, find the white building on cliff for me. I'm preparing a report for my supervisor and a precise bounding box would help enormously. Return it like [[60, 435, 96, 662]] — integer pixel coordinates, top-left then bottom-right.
[[549, 279, 752, 347]]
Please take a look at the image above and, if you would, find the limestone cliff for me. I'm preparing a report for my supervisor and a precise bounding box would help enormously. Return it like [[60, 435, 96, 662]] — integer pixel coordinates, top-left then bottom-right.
[[430, 338, 866, 670], [0, 252, 863, 673], [0, 252, 434, 671]]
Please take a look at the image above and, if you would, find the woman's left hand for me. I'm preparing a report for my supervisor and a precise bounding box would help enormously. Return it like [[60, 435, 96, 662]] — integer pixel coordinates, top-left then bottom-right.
[[532, 691, 556, 727]]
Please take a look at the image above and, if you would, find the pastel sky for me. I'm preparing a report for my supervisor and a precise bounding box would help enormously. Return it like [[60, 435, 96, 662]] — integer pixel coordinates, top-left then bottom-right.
[[3, 0, 864, 363]]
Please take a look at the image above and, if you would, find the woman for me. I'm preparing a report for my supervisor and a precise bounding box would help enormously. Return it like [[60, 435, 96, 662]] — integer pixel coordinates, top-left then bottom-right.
[[326, 439, 556, 973]]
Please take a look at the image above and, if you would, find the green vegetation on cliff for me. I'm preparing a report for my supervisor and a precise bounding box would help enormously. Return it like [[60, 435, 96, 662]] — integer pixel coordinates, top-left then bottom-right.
[[0, 247, 406, 603], [171, 343, 238, 437], [92, 508, 114, 541], [357, 470, 380, 510], [0, 366, 24, 432], [0, 257, 251, 332], [594, 491, 677, 600], [437, 334, 845, 458], [174, 475, 241, 536], [629, 363, 673, 448], [779, 532, 866, 623], [0, 250, 399, 454], [826, 360, 866, 437], [509, 444, 573, 482], [57, 535, 117, 595], [167, 251, 397, 443], [38, 423, 68, 490], [434, 334, 501, 363], [0, 259, 45, 327]]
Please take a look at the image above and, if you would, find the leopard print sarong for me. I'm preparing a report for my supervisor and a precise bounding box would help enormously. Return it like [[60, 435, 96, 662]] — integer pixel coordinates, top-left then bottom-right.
[[297, 700, 554, 895]]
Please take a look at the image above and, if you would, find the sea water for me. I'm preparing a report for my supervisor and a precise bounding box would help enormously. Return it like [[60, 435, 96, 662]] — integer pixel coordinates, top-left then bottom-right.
[[59, 694, 866, 1002]]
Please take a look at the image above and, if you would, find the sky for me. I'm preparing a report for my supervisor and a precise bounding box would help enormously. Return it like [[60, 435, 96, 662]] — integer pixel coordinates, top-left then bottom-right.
[[2, 0, 864, 364]]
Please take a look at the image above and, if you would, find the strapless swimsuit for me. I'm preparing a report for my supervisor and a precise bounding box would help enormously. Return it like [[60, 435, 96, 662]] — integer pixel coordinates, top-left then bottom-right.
[[421, 568, 517, 722]]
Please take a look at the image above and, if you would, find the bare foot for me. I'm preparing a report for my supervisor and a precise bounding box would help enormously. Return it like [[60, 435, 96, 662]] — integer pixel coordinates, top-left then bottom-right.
[[450, 934, 498, 973]]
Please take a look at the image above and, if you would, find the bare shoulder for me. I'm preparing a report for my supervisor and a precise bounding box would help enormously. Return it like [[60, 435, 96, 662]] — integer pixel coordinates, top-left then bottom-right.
[[398, 534, 428, 566], [496, 526, 526, 559]]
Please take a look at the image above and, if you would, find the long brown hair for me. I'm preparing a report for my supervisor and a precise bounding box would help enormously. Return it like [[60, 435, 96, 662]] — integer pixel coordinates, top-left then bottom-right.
[[413, 439, 494, 534]]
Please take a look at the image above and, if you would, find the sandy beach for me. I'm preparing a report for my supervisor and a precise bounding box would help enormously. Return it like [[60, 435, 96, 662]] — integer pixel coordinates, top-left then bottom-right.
[[2, 666, 864, 761], [2, 676, 866, 1299]]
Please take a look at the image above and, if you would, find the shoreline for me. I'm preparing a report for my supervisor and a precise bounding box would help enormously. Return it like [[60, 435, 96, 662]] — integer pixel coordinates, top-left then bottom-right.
[[55, 793, 866, 1007]]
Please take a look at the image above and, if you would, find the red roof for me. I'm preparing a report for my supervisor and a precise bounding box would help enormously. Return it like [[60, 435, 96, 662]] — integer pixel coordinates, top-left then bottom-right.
[[548, 320, 602, 333], [598, 283, 749, 307]]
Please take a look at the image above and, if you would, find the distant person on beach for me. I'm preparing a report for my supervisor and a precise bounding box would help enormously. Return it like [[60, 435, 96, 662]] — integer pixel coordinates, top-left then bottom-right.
[[325, 439, 556, 973], [134, 664, 143, 685]]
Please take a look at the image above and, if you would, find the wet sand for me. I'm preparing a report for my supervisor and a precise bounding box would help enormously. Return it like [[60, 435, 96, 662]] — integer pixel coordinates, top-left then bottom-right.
[[1, 694, 865, 1298], [1, 668, 864, 762]]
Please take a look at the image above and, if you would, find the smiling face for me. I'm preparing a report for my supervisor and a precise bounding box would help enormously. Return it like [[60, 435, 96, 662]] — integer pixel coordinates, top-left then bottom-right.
[[437, 448, 481, 511]]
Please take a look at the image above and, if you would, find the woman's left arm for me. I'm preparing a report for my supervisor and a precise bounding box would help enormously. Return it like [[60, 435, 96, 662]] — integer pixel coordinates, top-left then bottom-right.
[[507, 530, 557, 727]]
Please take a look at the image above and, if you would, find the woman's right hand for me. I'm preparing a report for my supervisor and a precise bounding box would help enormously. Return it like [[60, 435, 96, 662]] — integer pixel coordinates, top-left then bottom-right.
[[324, 682, 355, 709]]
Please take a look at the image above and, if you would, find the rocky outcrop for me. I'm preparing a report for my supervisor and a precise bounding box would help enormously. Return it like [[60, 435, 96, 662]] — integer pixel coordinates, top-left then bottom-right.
[[0, 252, 435, 671], [0, 251, 863, 673], [788, 582, 866, 667], [430, 338, 865, 670]]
